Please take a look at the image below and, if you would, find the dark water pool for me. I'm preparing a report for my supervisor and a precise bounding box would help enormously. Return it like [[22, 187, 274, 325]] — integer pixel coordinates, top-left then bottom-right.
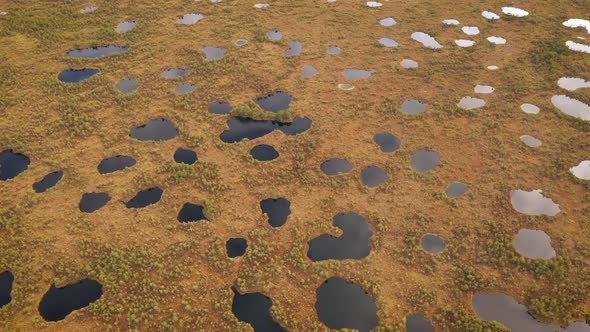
[[0, 149, 30, 180], [255, 91, 291, 113], [260, 198, 290, 227], [98, 155, 136, 174], [220, 116, 312, 143], [406, 314, 435, 332], [79, 192, 111, 213], [39, 279, 103, 321], [208, 101, 233, 115], [125, 187, 162, 208], [421, 234, 446, 253], [33, 171, 63, 193], [174, 148, 198, 164], [445, 182, 467, 198], [360, 166, 388, 187], [472, 293, 590, 332], [0, 271, 14, 308], [231, 287, 286, 331], [161, 69, 191, 79], [315, 277, 378, 332], [177, 203, 207, 222], [64, 46, 128, 58], [116, 78, 137, 94], [321, 159, 352, 176], [307, 212, 373, 261], [130, 118, 177, 141], [58, 69, 99, 83], [373, 133, 400, 153], [250, 145, 279, 161], [227, 238, 248, 258], [411, 150, 439, 173]]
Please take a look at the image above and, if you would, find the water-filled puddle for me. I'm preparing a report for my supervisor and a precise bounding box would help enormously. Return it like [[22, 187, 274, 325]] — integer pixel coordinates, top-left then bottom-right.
[[378, 38, 398, 47], [39, 279, 102, 321], [400, 99, 427, 114], [175, 83, 195, 94], [267, 30, 282, 41], [458, 96, 486, 110], [563, 19, 590, 34], [227, 238, 247, 257], [446, 182, 467, 198], [455, 39, 475, 47], [176, 13, 204, 25], [208, 101, 232, 115], [161, 68, 191, 79], [570, 160, 590, 180], [116, 78, 137, 94], [307, 212, 373, 261], [502, 7, 529, 17], [487, 65, 499, 70], [373, 133, 400, 153], [285, 41, 303, 57], [401, 59, 418, 68], [510, 189, 560, 216], [255, 91, 291, 112], [98, 155, 136, 174], [406, 314, 435, 332], [472, 293, 590, 332], [360, 166, 388, 187], [0, 149, 30, 180], [125, 187, 163, 208], [474, 85, 495, 94], [411, 32, 443, 49], [482, 11, 500, 20], [514, 229, 556, 259], [520, 135, 542, 147], [0, 271, 14, 308], [250, 144, 279, 161], [177, 203, 207, 222], [260, 198, 291, 227], [421, 234, 446, 253], [338, 84, 354, 90], [220, 116, 312, 143], [115, 21, 136, 33], [58, 69, 99, 83], [366, 1, 382, 7], [442, 19, 459, 25], [380, 17, 396, 26], [64, 46, 128, 59], [174, 148, 198, 164], [566, 41, 590, 54], [254, 3, 269, 9], [551, 95, 590, 120], [321, 159, 353, 176], [232, 287, 286, 331], [80, 6, 97, 13], [342, 69, 375, 80], [302, 65, 318, 77], [315, 277, 378, 332], [521, 103, 540, 114], [79, 193, 111, 213], [411, 150, 439, 173], [235, 39, 248, 46], [130, 118, 177, 141], [558, 77, 590, 91], [487, 36, 507, 45], [462, 26, 480, 36], [327, 46, 341, 54], [201, 47, 224, 61], [33, 171, 63, 193]]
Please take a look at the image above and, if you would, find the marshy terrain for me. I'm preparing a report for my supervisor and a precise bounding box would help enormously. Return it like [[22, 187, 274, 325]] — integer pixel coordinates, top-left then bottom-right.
[[0, 0, 589, 331]]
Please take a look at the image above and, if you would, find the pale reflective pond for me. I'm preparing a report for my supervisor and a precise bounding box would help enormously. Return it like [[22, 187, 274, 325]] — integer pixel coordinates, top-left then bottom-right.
[[514, 229, 556, 259], [510, 189, 560, 216]]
